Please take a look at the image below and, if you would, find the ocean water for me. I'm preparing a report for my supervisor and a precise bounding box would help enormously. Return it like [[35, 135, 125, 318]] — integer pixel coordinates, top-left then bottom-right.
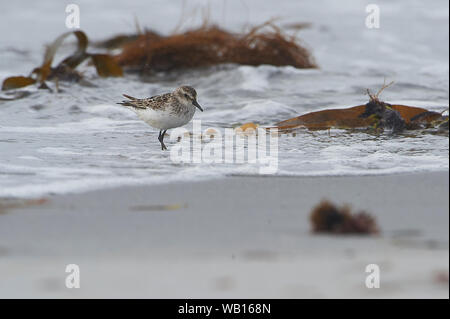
[[0, 0, 448, 197]]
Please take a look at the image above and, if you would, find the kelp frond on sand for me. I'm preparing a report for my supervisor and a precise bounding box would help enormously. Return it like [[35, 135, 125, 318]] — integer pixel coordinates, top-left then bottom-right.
[[116, 21, 317, 73]]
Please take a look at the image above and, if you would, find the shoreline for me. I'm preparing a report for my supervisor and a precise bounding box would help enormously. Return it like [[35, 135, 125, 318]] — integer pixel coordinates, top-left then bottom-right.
[[0, 172, 448, 298], [1, 169, 449, 199]]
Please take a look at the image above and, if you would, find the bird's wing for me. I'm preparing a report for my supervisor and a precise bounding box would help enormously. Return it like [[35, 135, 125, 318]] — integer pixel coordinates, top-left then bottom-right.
[[117, 93, 171, 110]]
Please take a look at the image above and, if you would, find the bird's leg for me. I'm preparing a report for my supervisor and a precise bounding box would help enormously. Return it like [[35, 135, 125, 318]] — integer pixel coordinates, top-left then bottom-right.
[[158, 130, 168, 150], [162, 130, 168, 150]]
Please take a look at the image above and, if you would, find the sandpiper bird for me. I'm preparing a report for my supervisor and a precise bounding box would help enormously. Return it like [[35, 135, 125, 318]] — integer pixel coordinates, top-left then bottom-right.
[[117, 86, 203, 150]]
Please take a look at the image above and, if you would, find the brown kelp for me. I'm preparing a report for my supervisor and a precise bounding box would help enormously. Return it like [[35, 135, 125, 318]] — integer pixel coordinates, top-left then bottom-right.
[[2, 31, 123, 91], [2, 21, 315, 91], [116, 22, 317, 73], [240, 83, 448, 133], [310, 200, 379, 235]]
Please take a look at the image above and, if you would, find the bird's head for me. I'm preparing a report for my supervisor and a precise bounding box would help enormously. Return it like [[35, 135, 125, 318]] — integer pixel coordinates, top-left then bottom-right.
[[174, 86, 203, 112]]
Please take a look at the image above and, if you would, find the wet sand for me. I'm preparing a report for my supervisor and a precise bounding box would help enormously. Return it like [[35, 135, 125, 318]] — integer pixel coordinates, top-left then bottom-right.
[[0, 172, 448, 298]]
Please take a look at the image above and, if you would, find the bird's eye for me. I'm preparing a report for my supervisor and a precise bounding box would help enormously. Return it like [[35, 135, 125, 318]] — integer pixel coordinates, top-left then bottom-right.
[[184, 94, 189, 98]]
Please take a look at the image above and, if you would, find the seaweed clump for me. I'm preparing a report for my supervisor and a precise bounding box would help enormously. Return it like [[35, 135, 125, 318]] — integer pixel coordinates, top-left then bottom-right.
[[273, 81, 447, 133], [2, 30, 123, 92], [116, 22, 317, 73], [310, 200, 379, 235], [359, 81, 447, 133], [359, 81, 406, 133]]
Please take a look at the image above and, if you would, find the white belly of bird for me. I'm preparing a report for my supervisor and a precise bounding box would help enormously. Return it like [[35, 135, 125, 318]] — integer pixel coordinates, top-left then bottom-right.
[[136, 108, 195, 130]]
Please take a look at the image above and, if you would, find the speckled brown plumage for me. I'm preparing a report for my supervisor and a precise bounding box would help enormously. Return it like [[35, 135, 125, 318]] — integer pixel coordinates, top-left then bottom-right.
[[117, 86, 204, 151], [118, 93, 173, 111]]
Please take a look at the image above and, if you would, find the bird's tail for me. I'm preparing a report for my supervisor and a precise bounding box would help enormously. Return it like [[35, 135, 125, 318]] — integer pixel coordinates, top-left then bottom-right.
[[117, 94, 138, 107]]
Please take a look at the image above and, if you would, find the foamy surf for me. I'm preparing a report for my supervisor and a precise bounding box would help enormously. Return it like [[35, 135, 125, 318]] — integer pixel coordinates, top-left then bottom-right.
[[0, 0, 448, 198]]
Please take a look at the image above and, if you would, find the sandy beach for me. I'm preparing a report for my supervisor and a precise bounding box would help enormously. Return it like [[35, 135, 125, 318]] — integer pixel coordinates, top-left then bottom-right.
[[0, 172, 448, 298], [0, 0, 448, 304]]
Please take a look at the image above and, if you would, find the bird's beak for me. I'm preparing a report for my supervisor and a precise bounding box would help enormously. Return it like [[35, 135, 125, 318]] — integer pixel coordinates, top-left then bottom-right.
[[193, 100, 203, 112]]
